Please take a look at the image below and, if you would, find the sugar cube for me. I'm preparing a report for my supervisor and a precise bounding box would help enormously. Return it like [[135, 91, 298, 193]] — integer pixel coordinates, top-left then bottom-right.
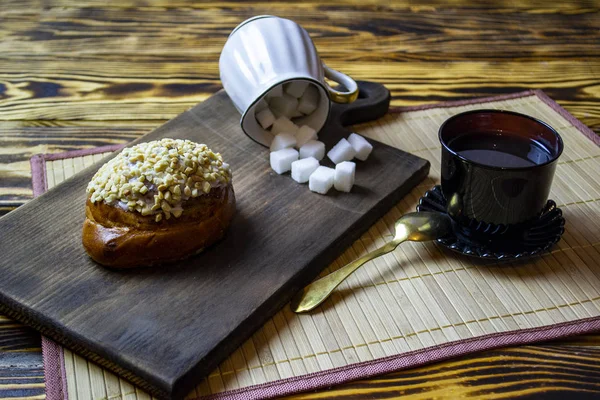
[[309, 166, 335, 194], [270, 133, 297, 152], [271, 116, 299, 136], [255, 99, 268, 112], [270, 148, 299, 174], [299, 140, 325, 161], [291, 157, 320, 183], [255, 108, 275, 129], [269, 93, 298, 118], [266, 84, 283, 99], [297, 85, 319, 115], [285, 81, 309, 98], [348, 133, 373, 161], [334, 161, 355, 192], [275, 108, 301, 119], [327, 138, 356, 164], [295, 125, 318, 148], [270, 107, 284, 119]]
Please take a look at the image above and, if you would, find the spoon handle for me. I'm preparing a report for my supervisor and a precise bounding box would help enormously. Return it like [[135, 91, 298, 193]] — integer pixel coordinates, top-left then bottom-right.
[[290, 239, 402, 313]]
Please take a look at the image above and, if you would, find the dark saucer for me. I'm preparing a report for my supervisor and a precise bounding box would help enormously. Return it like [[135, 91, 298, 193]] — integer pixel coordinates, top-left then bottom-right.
[[416, 186, 565, 260]]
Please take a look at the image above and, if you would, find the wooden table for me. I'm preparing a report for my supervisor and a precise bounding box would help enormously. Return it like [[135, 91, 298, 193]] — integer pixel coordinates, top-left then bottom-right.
[[1, 1, 599, 398]]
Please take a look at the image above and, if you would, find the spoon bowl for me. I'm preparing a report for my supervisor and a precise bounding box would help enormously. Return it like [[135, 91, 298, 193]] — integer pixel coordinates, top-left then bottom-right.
[[394, 212, 454, 242]]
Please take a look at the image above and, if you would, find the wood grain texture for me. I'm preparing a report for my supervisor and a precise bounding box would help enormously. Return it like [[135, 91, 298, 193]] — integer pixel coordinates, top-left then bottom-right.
[[1, 60, 598, 120], [284, 344, 600, 399], [0, 316, 43, 400], [1, 0, 599, 399], [0, 6, 597, 59]]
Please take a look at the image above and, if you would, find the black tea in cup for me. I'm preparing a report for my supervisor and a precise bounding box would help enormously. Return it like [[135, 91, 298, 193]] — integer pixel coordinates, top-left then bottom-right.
[[439, 110, 563, 228]]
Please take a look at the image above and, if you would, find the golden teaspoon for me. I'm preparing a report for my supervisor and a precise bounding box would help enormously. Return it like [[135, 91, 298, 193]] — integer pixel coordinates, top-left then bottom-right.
[[290, 212, 453, 313]]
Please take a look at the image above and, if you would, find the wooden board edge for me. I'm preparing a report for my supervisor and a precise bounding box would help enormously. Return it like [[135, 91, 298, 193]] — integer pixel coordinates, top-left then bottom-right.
[[0, 292, 171, 398]]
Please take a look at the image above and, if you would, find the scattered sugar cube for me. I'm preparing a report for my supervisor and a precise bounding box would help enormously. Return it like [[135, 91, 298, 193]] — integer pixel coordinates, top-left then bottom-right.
[[334, 161, 356, 192], [269, 93, 298, 118], [256, 108, 275, 129], [348, 133, 373, 161], [270, 148, 299, 174], [309, 166, 335, 194], [291, 157, 320, 183], [290, 109, 304, 118], [297, 85, 319, 115], [295, 125, 318, 148], [285, 81, 309, 98], [255, 99, 268, 112], [270, 133, 297, 152], [271, 116, 299, 136], [299, 140, 325, 161], [327, 138, 356, 164], [266, 84, 283, 99]]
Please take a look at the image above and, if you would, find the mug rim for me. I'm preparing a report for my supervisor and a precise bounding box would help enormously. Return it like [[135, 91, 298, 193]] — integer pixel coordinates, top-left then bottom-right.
[[438, 109, 564, 171], [229, 15, 277, 37]]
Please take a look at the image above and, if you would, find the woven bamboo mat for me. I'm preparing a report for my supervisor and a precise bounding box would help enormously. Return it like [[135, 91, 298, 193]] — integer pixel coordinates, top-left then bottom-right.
[[31, 91, 600, 400]]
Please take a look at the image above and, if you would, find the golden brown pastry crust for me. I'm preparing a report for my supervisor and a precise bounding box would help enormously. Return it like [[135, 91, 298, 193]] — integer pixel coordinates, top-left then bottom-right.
[[82, 185, 235, 268]]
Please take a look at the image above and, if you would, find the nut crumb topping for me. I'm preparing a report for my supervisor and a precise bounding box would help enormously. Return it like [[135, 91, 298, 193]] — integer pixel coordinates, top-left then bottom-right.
[[87, 138, 231, 220]]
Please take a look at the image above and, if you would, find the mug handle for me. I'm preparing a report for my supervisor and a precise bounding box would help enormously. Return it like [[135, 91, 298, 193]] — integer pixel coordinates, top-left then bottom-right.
[[322, 63, 359, 104]]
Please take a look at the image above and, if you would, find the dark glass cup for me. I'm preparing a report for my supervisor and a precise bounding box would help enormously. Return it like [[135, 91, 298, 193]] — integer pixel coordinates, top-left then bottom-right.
[[439, 110, 563, 229]]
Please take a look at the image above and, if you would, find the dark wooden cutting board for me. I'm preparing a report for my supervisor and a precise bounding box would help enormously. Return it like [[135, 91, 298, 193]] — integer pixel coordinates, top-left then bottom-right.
[[0, 82, 429, 399]]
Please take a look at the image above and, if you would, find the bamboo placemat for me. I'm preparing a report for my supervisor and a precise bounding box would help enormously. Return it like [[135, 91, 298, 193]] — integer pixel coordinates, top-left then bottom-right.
[[30, 90, 600, 400]]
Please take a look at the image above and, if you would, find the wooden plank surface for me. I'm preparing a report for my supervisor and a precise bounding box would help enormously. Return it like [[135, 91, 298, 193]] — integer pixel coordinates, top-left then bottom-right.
[[1, 0, 599, 399]]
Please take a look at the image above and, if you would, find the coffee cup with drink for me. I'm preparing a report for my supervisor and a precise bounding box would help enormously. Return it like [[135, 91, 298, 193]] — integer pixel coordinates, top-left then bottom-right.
[[419, 109, 565, 257]]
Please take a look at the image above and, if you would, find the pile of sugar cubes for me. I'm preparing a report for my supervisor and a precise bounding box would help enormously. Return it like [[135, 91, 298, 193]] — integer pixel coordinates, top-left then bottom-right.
[[255, 81, 320, 131], [257, 81, 373, 195]]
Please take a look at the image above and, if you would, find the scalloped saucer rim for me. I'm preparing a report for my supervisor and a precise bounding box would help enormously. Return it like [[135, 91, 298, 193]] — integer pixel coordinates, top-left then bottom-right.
[[416, 185, 565, 261]]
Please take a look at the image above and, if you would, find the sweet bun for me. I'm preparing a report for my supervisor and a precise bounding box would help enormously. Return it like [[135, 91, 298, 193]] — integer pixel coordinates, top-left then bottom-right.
[[82, 138, 235, 268]]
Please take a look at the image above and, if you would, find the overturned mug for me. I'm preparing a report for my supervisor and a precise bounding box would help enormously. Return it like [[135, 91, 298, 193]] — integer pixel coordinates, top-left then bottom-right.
[[219, 15, 358, 147]]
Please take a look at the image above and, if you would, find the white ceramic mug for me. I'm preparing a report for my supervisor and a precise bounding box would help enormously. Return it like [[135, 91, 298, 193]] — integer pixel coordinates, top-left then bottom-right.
[[219, 15, 359, 147]]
